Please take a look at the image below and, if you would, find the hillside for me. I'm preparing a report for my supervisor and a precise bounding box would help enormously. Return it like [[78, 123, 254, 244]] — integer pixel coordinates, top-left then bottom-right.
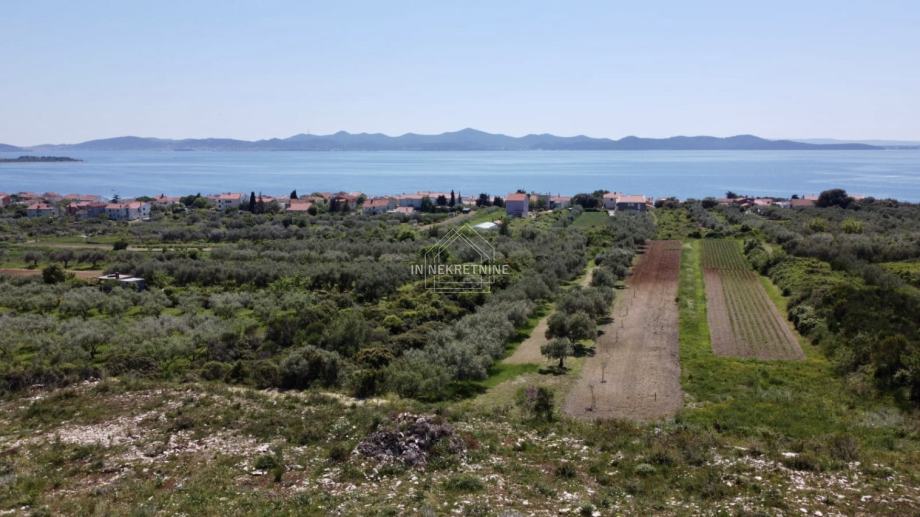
[[28, 129, 881, 152]]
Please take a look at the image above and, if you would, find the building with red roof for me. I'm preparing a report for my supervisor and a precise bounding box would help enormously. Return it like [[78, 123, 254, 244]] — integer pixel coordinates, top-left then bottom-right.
[[505, 192, 529, 217]]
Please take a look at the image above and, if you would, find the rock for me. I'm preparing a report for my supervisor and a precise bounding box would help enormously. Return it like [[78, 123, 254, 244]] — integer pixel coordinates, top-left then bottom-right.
[[356, 413, 464, 467]]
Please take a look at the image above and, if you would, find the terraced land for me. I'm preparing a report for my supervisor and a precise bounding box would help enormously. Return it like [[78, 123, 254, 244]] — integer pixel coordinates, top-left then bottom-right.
[[701, 239, 803, 360]]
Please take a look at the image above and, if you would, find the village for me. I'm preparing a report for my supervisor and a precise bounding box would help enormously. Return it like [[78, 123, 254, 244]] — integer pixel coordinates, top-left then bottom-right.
[[0, 188, 830, 222]]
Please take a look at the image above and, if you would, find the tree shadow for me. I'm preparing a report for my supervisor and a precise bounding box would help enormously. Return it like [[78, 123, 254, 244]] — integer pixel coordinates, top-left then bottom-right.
[[573, 343, 595, 357], [538, 366, 568, 376]]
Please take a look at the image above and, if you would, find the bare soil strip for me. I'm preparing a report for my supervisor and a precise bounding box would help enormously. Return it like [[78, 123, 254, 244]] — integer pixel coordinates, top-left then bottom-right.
[[703, 269, 738, 356], [0, 268, 102, 280], [563, 240, 683, 422]]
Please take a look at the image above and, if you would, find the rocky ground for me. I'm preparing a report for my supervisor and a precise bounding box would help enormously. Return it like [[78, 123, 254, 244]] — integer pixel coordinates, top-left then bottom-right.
[[1, 379, 918, 515]]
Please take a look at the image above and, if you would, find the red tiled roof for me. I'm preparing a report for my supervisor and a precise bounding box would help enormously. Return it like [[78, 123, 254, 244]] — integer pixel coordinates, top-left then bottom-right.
[[215, 193, 244, 200], [506, 193, 528, 202], [365, 198, 392, 208], [287, 200, 314, 211], [617, 194, 647, 204]]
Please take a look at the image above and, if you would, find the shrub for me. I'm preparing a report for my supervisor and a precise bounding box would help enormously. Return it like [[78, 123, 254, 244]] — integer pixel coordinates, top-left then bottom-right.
[[442, 474, 484, 492], [42, 264, 67, 284], [634, 463, 656, 476], [515, 385, 555, 421], [200, 361, 229, 381], [554, 462, 577, 479], [279, 346, 345, 389]]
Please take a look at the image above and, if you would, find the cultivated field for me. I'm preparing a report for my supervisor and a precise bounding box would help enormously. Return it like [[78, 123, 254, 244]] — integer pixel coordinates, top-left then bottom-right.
[[564, 240, 683, 421], [701, 239, 803, 360]]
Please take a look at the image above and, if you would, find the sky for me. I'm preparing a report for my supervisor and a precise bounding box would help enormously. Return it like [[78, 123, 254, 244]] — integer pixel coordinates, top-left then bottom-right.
[[2, 0, 919, 145]]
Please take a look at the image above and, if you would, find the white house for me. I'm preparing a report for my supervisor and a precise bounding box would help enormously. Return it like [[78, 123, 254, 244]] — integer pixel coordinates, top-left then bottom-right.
[[106, 201, 151, 221], [213, 193, 244, 210]]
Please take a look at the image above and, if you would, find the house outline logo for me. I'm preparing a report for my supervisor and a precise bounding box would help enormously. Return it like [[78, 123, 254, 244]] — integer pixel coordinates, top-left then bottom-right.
[[420, 224, 501, 293]]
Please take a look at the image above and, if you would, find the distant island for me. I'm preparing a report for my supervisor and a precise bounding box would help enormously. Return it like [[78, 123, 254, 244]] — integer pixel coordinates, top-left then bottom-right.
[[0, 155, 82, 163], [3, 129, 904, 152]]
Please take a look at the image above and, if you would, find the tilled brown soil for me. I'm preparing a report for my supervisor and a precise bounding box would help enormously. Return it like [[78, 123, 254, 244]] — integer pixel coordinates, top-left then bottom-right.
[[563, 240, 683, 422], [704, 268, 804, 360]]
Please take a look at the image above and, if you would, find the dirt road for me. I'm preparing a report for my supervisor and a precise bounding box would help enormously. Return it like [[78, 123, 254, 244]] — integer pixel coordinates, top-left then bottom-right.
[[0, 268, 102, 280], [564, 240, 683, 422]]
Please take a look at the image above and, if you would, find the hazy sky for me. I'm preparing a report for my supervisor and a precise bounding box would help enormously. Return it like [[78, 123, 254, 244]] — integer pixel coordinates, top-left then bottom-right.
[[2, 0, 919, 145]]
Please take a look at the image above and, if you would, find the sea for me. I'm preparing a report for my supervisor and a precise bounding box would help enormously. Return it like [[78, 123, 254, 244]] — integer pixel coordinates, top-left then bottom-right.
[[1, 150, 919, 201]]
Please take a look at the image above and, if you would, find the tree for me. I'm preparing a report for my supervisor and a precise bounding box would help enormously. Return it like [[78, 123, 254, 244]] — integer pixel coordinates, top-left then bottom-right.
[[290, 190, 298, 200], [541, 338, 574, 369], [726, 191, 739, 199], [420, 196, 434, 212], [493, 196, 504, 207], [566, 311, 597, 340], [457, 191, 463, 206], [436, 194, 448, 207], [249, 192, 257, 212], [476, 193, 491, 207], [42, 264, 67, 284], [257, 194, 266, 214], [817, 189, 853, 209], [79, 250, 106, 268], [449, 190, 456, 207], [24, 250, 42, 268], [547, 311, 596, 341], [51, 249, 75, 268], [572, 193, 600, 209]]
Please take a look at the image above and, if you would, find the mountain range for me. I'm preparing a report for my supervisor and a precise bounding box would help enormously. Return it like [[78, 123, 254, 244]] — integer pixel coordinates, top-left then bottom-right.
[[1, 129, 907, 152]]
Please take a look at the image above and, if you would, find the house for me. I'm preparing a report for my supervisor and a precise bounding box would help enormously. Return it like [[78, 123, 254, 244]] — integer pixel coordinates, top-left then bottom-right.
[[106, 201, 151, 221], [151, 194, 181, 206], [790, 198, 816, 209], [388, 206, 415, 215], [42, 192, 63, 203], [63, 193, 102, 203], [15, 192, 42, 205], [329, 193, 358, 211], [67, 201, 107, 219], [753, 198, 775, 207], [0, 193, 10, 208], [287, 199, 314, 212], [549, 195, 571, 210], [396, 194, 424, 209], [363, 197, 396, 215], [603, 192, 620, 210], [27, 203, 57, 217], [615, 194, 649, 212], [505, 192, 529, 217], [212, 192, 244, 210], [97, 272, 146, 290]]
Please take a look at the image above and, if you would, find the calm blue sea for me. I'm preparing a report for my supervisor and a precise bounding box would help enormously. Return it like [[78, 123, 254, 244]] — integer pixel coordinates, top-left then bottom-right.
[[1, 150, 919, 201]]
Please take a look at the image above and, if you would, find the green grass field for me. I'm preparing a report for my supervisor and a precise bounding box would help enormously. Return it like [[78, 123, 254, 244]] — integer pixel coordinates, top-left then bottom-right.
[[678, 240, 919, 460], [572, 210, 609, 228]]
